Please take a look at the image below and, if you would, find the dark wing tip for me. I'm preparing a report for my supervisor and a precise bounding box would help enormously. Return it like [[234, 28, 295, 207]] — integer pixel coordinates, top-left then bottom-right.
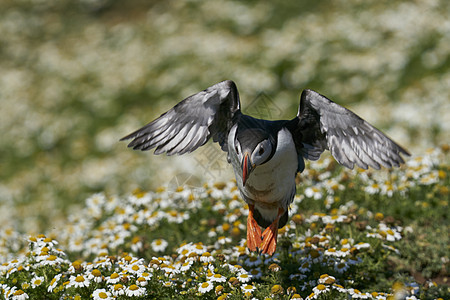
[[119, 133, 134, 142], [399, 145, 411, 157], [222, 79, 236, 87]]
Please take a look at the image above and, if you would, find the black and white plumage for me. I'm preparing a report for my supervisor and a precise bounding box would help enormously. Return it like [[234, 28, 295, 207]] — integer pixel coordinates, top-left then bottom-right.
[[121, 80, 409, 255]]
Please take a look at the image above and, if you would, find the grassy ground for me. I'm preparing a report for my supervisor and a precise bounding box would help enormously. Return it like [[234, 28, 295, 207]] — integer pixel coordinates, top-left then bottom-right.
[[0, 0, 449, 299], [1, 148, 449, 299], [1, 0, 449, 233]]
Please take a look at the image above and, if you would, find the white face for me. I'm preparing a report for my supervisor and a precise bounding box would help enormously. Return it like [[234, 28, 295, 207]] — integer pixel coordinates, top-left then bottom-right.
[[250, 139, 272, 166], [234, 138, 272, 167]]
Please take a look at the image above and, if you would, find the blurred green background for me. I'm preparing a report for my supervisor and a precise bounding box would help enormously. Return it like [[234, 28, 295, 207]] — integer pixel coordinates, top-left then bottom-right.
[[1, 0, 449, 233]]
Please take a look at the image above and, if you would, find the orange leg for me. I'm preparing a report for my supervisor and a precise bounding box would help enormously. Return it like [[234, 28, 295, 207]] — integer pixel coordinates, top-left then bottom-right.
[[260, 208, 285, 255], [246, 204, 262, 252]]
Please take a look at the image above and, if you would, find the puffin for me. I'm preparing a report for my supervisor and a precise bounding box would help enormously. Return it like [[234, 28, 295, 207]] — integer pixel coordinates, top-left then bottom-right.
[[121, 80, 409, 255]]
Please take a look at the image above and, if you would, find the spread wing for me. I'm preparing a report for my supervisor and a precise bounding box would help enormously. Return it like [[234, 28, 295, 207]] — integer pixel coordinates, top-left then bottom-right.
[[290, 89, 410, 169], [121, 80, 241, 155]]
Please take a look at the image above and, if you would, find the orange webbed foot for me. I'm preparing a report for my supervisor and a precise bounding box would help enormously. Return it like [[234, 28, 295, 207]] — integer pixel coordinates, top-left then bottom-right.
[[260, 208, 284, 255], [246, 205, 262, 252]]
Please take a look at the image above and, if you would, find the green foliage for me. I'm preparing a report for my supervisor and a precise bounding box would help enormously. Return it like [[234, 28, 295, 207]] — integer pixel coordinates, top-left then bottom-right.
[[1, 0, 450, 233], [1, 148, 449, 299], [1, 0, 449, 299]]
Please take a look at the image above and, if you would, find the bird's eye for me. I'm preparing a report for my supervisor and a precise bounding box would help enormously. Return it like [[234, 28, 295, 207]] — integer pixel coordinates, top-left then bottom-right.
[[259, 146, 264, 156]]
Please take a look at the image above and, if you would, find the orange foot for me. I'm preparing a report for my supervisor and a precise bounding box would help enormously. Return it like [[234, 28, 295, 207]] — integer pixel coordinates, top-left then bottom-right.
[[246, 204, 262, 252], [260, 208, 284, 255]]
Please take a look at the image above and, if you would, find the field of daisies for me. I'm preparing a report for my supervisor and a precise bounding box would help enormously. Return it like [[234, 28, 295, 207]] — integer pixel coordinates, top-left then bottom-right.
[[1, 0, 449, 299], [1, 148, 449, 299]]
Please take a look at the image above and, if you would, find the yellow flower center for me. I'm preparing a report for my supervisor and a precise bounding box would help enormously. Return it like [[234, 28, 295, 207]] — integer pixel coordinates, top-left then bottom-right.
[[201, 282, 210, 288], [21, 283, 30, 289], [99, 292, 108, 299], [13, 290, 25, 296], [271, 284, 282, 294], [129, 284, 139, 291], [124, 255, 132, 262], [310, 249, 320, 258]]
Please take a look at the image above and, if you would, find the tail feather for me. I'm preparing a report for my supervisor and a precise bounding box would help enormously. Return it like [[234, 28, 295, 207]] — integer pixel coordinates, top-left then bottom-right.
[[254, 208, 288, 229]]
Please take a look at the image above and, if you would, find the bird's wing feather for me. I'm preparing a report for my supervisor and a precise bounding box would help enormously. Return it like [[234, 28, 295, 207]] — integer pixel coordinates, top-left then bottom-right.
[[121, 80, 241, 155], [290, 89, 410, 170]]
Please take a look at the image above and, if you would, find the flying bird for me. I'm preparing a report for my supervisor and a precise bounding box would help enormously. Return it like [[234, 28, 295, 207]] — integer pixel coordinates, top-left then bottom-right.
[[121, 80, 409, 255]]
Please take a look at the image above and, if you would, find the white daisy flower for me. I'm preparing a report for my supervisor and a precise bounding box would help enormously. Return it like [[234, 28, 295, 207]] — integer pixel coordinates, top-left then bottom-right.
[[106, 272, 121, 284], [244, 255, 262, 267], [298, 260, 312, 273], [67, 274, 90, 288], [334, 261, 350, 273], [208, 229, 217, 237], [136, 276, 148, 286], [198, 281, 214, 293], [382, 243, 401, 255], [209, 273, 227, 283], [92, 288, 113, 300], [318, 274, 336, 285], [191, 243, 208, 255], [88, 269, 103, 283], [125, 284, 146, 297], [151, 239, 168, 252], [354, 242, 371, 250], [200, 252, 214, 263], [249, 268, 263, 280], [31, 276, 44, 288], [179, 261, 193, 272], [111, 284, 125, 296], [47, 274, 62, 293], [347, 288, 371, 299], [241, 284, 256, 294], [236, 272, 252, 283], [11, 289, 29, 300], [216, 236, 232, 245], [304, 187, 323, 200], [312, 284, 330, 295], [331, 283, 347, 293], [162, 281, 173, 287], [126, 263, 147, 275], [140, 271, 152, 280]]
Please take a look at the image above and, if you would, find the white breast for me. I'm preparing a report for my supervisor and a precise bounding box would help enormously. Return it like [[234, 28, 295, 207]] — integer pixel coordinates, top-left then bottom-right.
[[228, 126, 298, 212]]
